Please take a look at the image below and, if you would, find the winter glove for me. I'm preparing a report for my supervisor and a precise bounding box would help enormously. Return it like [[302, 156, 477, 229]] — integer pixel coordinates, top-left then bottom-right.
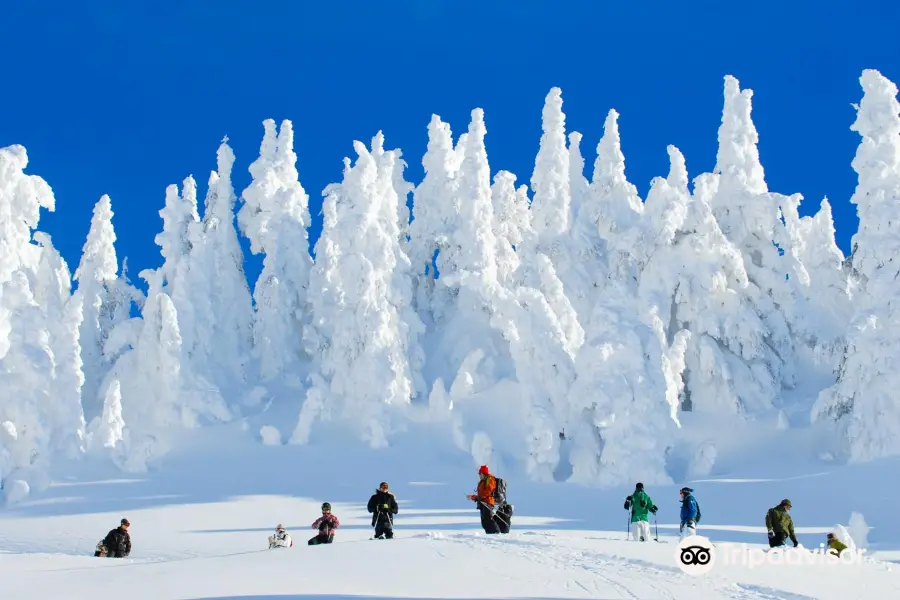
[[650, 505, 658, 514], [791, 536, 799, 547], [624, 497, 632, 510], [767, 530, 775, 538]]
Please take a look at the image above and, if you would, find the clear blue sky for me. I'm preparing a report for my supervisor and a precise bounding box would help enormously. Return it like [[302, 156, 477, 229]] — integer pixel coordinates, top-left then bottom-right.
[[2, 0, 898, 289]]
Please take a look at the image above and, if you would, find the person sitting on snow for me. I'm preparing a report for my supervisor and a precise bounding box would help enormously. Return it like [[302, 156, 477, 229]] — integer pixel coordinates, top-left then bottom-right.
[[624, 482, 657, 541], [309, 502, 340, 545], [826, 532, 848, 556], [467, 465, 511, 534], [679, 487, 701, 539], [97, 518, 131, 558], [765, 498, 799, 548], [268, 524, 292, 548], [367, 481, 399, 539]]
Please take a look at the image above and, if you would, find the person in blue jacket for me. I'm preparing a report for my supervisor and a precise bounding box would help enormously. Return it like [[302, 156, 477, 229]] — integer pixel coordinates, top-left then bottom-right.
[[679, 487, 701, 539]]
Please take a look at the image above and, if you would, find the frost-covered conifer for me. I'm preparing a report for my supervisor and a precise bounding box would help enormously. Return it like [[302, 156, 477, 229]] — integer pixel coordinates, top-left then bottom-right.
[[708, 75, 798, 403], [185, 140, 254, 400], [294, 134, 425, 448], [813, 70, 900, 462], [239, 120, 314, 384]]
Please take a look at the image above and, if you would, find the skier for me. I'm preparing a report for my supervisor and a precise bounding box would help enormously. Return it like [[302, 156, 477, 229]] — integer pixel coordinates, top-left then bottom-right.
[[825, 532, 848, 556], [624, 483, 657, 541], [309, 502, 340, 545], [268, 524, 292, 548], [765, 498, 799, 548], [97, 518, 131, 557], [466, 465, 511, 534], [367, 481, 399, 539], [679, 487, 701, 539]]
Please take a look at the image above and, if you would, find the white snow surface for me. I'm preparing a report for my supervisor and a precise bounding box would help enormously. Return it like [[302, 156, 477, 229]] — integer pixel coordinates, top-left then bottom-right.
[[1, 426, 899, 600]]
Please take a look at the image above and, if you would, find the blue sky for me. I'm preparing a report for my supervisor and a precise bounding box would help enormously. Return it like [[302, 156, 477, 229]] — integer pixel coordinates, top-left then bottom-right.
[[2, 0, 898, 290]]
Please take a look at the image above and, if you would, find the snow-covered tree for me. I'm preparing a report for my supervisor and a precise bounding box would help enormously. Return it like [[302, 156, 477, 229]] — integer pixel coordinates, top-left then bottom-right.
[[32, 232, 87, 457], [413, 109, 513, 399], [293, 134, 426, 448], [239, 120, 314, 385], [183, 140, 254, 402], [407, 115, 462, 321], [813, 69, 900, 462], [560, 139, 689, 486], [73, 194, 135, 422], [782, 196, 853, 371], [707, 75, 798, 405], [0, 145, 85, 496], [87, 379, 125, 452], [106, 269, 185, 472]]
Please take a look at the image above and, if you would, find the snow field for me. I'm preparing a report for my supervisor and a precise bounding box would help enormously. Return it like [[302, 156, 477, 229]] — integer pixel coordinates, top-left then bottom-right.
[[2, 425, 900, 599]]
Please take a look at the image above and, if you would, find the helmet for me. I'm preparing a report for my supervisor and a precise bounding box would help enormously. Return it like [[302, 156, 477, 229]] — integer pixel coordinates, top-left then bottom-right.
[[781, 498, 792, 508], [276, 523, 284, 531], [679, 487, 692, 495], [478, 465, 489, 476], [635, 482, 644, 490], [321, 502, 331, 511], [121, 518, 130, 526]]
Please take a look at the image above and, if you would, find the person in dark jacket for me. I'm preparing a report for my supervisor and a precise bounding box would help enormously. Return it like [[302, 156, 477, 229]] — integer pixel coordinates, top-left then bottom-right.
[[102, 518, 132, 557], [309, 502, 340, 545], [367, 481, 399, 539], [765, 498, 799, 548]]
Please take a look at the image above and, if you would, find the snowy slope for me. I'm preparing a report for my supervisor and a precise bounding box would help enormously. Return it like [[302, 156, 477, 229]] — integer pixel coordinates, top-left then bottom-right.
[[2, 424, 899, 600]]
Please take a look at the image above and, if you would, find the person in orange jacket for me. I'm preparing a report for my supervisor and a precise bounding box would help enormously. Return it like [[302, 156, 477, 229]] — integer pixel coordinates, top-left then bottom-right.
[[467, 465, 504, 534]]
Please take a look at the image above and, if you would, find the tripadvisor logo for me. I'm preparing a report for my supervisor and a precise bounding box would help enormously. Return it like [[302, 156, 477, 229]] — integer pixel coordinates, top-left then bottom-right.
[[675, 535, 866, 576]]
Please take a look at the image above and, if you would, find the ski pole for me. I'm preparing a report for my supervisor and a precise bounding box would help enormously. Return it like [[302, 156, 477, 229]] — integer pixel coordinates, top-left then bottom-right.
[[654, 514, 659, 542]]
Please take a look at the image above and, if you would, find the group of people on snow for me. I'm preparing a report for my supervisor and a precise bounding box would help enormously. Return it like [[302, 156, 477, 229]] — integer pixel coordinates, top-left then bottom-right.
[[91, 469, 851, 558], [623, 484, 851, 555], [623, 483, 700, 542]]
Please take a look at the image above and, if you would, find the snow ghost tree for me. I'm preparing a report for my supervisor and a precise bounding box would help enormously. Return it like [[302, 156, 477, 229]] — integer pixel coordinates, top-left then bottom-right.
[[183, 140, 254, 405], [0, 145, 86, 495], [705, 75, 799, 412], [813, 69, 900, 463], [73, 194, 136, 423], [293, 134, 425, 448], [239, 120, 314, 387]]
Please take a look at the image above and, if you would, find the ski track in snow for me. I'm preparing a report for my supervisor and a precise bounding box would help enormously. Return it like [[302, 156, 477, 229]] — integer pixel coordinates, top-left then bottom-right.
[[432, 531, 796, 600]]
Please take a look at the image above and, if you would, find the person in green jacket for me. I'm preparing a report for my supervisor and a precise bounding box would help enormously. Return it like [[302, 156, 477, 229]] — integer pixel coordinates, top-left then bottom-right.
[[624, 482, 657, 542], [765, 498, 799, 548], [826, 533, 848, 556]]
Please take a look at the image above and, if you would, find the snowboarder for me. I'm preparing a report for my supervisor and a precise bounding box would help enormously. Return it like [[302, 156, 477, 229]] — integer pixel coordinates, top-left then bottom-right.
[[466, 465, 511, 534], [624, 483, 657, 541], [679, 487, 701, 539], [309, 502, 340, 545], [765, 498, 799, 548], [367, 481, 399, 539], [97, 518, 131, 557], [826, 532, 848, 556], [268, 524, 292, 548]]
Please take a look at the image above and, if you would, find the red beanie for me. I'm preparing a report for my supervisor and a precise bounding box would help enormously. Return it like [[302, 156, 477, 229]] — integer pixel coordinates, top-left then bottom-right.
[[478, 465, 489, 475]]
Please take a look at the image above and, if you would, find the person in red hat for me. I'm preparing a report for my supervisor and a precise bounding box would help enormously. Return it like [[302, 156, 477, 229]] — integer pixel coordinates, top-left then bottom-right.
[[467, 465, 511, 534]]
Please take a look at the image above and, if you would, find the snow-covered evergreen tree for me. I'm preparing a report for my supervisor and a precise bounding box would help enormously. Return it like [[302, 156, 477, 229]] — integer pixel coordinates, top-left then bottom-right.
[[707, 75, 798, 407], [184, 140, 254, 403], [293, 134, 425, 448], [412, 109, 513, 400], [0, 145, 85, 495], [73, 194, 134, 422], [239, 120, 314, 386], [813, 69, 900, 462]]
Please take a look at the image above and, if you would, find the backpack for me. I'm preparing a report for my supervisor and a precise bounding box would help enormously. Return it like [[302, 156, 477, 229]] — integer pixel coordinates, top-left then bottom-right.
[[493, 477, 507, 505], [695, 499, 701, 523]]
